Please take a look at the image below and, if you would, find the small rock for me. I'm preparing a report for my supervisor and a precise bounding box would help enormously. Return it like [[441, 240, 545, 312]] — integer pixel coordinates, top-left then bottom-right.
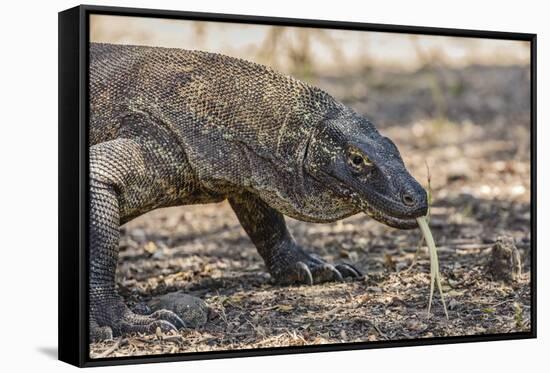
[[485, 236, 522, 283], [148, 291, 209, 329]]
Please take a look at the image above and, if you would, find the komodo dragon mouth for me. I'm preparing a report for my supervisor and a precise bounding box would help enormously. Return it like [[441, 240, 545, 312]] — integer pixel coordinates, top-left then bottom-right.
[[363, 203, 420, 229], [315, 168, 426, 230], [359, 188, 427, 230]]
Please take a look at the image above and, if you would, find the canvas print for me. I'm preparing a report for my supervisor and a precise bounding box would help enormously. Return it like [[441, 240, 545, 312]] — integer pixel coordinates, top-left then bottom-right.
[[87, 14, 532, 358]]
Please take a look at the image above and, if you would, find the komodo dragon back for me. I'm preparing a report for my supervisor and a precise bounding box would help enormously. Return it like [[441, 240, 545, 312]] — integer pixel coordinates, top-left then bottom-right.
[[90, 42, 344, 158]]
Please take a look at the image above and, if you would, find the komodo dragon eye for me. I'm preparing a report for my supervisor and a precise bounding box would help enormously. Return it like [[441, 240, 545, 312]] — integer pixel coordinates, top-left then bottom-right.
[[347, 148, 373, 171], [352, 155, 363, 165]]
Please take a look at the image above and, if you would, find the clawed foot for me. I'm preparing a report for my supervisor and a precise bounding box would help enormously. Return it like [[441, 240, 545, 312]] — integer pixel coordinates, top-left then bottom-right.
[[90, 299, 185, 341], [270, 245, 363, 285]]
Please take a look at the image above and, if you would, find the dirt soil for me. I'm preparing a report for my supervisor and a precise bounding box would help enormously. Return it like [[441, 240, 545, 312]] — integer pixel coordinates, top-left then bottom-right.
[[89, 65, 532, 358]]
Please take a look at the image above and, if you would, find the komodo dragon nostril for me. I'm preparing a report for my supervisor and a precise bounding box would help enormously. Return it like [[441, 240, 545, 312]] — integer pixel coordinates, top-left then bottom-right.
[[401, 192, 415, 206]]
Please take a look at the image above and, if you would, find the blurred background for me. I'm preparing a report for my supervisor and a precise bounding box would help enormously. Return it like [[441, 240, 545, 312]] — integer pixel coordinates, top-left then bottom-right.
[[90, 15, 532, 357], [91, 15, 529, 70]]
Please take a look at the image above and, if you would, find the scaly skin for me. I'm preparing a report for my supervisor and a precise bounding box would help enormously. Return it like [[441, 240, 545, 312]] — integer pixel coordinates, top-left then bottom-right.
[[89, 43, 427, 341]]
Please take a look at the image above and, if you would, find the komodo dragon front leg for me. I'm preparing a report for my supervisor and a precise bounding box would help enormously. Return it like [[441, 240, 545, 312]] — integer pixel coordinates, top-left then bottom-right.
[[229, 192, 363, 285], [89, 138, 185, 341]]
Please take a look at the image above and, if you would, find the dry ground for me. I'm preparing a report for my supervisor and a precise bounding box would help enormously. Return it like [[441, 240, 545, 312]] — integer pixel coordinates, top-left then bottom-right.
[[90, 64, 532, 358]]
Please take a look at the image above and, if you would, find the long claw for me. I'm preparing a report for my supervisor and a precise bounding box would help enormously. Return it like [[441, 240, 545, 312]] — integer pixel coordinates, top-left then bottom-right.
[[311, 263, 344, 284], [91, 299, 188, 341], [295, 261, 314, 285], [335, 263, 364, 279], [151, 320, 178, 334], [331, 266, 345, 283], [151, 309, 186, 329], [269, 246, 365, 286], [119, 319, 177, 335], [274, 261, 313, 285]]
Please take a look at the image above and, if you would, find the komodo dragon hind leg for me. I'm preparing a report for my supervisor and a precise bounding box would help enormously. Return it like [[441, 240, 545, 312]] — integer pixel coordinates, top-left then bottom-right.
[[229, 192, 363, 285], [89, 139, 185, 341]]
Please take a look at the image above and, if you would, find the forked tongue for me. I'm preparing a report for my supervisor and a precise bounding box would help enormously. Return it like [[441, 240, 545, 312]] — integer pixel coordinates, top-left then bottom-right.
[[417, 216, 449, 319]]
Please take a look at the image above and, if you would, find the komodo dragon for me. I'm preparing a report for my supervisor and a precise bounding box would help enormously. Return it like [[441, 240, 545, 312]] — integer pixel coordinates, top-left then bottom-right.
[[89, 42, 428, 340]]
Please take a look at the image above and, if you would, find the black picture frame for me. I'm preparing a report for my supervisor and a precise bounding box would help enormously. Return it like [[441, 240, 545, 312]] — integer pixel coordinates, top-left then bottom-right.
[[58, 4, 537, 367]]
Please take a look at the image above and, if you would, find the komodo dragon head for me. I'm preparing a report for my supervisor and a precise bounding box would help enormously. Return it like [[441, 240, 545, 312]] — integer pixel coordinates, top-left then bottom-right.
[[303, 109, 428, 229]]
